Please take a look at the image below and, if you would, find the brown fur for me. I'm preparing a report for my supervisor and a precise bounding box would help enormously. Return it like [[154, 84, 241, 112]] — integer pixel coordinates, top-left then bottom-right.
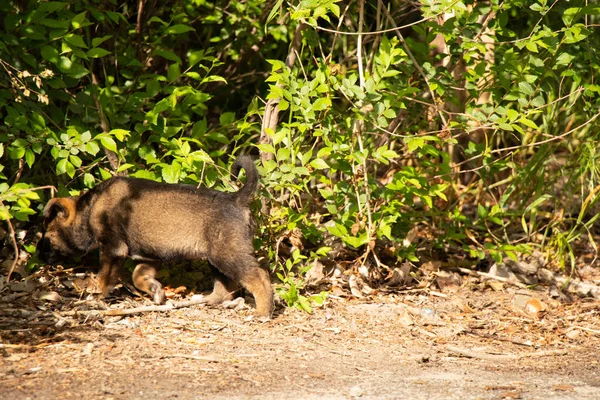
[[37, 156, 273, 317]]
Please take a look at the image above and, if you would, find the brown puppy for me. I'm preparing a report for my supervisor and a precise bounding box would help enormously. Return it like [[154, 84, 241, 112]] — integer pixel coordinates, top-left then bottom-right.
[[37, 156, 273, 317]]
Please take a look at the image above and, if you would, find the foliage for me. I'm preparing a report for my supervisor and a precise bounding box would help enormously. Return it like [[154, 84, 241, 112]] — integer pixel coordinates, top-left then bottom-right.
[[1, 0, 599, 309]]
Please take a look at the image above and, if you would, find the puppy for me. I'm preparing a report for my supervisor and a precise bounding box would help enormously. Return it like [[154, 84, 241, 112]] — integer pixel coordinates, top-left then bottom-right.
[[37, 155, 273, 317]]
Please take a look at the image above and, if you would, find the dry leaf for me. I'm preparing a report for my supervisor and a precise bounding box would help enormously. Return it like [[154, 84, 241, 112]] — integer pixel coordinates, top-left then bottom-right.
[[38, 291, 63, 302], [487, 280, 504, 291], [349, 275, 363, 298], [525, 298, 546, 315], [552, 384, 574, 392]]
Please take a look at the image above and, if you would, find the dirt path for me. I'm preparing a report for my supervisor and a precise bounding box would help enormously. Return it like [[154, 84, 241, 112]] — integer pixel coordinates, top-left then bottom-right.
[[1, 282, 599, 399]]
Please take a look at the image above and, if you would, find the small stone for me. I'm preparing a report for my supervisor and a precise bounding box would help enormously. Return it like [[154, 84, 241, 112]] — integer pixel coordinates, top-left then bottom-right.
[[349, 386, 363, 398], [566, 329, 581, 340]]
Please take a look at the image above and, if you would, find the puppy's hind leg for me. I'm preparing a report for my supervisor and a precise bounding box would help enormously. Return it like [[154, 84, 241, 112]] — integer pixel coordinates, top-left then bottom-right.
[[133, 263, 165, 304], [239, 264, 274, 318], [210, 254, 273, 318], [202, 266, 239, 306]]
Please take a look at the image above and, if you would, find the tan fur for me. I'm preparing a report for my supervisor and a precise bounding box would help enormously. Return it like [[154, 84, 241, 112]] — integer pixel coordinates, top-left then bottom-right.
[[38, 156, 273, 317]]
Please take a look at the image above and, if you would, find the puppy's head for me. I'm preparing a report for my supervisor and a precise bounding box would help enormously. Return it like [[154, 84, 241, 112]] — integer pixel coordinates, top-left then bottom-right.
[[37, 197, 83, 263]]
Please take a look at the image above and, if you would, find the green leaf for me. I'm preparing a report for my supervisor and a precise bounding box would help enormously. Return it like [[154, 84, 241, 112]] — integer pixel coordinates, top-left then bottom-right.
[[56, 158, 68, 175], [344, 232, 370, 249], [219, 112, 235, 126], [563, 5, 600, 26], [563, 24, 589, 44], [8, 146, 25, 159], [58, 56, 90, 78], [65, 160, 76, 177], [92, 35, 113, 48], [310, 158, 329, 169], [312, 97, 331, 111], [167, 63, 181, 82], [166, 24, 195, 35], [64, 34, 88, 48], [162, 163, 181, 183], [109, 129, 130, 141], [266, 0, 285, 25], [69, 155, 82, 168], [24, 148, 35, 168], [41, 46, 59, 63], [99, 136, 117, 153], [518, 81, 535, 96], [38, 2, 66, 12], [256, 143, 275, 154], [555, 52, 575, 67], [87, 47, 111, 58], [477, 204, 488, 219], [188, 50, 206, 68], [85, 141, 100, 156], [154, 50, 182, 64], [83, 173, 95, 188], [405, 137, 424, 152], [519, 117, 539, 130], [71, 12, 87, 29], [276, 147, 291, 162]]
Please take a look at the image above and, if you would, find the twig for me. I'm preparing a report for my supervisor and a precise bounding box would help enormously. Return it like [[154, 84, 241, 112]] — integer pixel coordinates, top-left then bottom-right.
[[307, 0, 461, 36], [569, 326, 600, 336], [1, 200, 19, 282], [60, 298, 208, 317], [0, 319, 58, 327], [379, 0, 447, 127], [444, 109, 600, 174], [466, 330, 535, 347], [136, 0, 145, 35], [161, 354, 220, 362], [458, 267, 528, 289], [445, 345, 567, 361], [91, 72, 120, 172], [259, 22, 306, 165], [1, 185, 56, 281], [352, 0, 378, 269]]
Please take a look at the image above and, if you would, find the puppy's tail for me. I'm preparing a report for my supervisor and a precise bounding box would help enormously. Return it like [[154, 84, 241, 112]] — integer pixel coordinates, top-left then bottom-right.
[[231, 155, 259, 205]]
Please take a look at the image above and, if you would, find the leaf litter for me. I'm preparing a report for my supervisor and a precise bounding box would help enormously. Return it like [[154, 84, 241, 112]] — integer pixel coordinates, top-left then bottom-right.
[[1, 258, 600, 399]]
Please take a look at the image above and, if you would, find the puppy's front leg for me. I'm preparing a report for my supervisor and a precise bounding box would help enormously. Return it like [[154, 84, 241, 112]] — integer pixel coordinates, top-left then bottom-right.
[[132, 263, 165, 304], [97, 251, 123, 298]]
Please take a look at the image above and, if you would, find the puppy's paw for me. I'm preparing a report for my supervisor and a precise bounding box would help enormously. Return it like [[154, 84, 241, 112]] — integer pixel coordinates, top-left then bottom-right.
[[149, 280, 165, 304], [100, 283, 116, 299]]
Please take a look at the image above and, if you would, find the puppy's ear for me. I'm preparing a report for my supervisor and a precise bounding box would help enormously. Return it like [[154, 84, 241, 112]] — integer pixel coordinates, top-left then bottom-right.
[[43, 198, 78, 224]]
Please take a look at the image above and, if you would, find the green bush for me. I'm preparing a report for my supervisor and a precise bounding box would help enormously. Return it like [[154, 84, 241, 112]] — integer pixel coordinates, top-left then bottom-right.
[[1, 0, 599, 310]]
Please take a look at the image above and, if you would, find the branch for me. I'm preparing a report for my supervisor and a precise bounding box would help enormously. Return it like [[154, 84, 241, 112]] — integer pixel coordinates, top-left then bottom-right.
[[446, 345, 567, 361], [379, 0, 447, 127], [91, 72, 120, 173], [2, 185, 56, 281], [60, 298, 209, 317], [259, 22, 306, 164], [1, 201, 19, 282]]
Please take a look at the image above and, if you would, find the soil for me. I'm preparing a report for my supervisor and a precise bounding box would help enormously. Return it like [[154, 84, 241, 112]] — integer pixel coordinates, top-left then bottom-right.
[[1, 269, 599, 400]]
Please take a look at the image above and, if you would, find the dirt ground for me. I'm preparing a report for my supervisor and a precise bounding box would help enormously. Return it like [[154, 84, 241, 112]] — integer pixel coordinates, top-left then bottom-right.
[[1, 270, 600, 400]]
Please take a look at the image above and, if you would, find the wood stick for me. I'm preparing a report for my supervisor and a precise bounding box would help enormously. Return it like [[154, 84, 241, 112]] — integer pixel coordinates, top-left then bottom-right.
[[445, 345, 567, 361], [458, 267, 528, 288], [162, 354, 220, 362], [60, 298, 207, 317]]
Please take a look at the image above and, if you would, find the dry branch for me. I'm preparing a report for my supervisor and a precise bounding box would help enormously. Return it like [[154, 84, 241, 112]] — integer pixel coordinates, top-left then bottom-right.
[[162, 354, 221, 362], [60, 298, 208, 317], [91, 72, 120, 172], [259, 22, 306, 164], [445, 345, 567, 361]]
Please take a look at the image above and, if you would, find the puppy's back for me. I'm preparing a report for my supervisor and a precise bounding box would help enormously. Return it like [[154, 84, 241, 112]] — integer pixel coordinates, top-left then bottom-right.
[[89, 177, 253, 261]]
